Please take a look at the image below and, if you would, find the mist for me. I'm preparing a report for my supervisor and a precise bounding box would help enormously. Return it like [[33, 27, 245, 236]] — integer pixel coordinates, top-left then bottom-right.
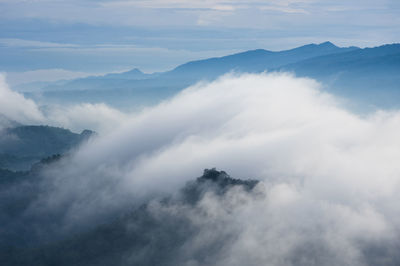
[[3, 72, 400, 265], [0, 74, 44, 128], [0, 73, 126, 133]]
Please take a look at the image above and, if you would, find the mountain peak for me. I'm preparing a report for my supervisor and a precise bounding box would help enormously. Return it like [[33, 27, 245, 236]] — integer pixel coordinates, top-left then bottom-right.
[[126, 68, 144, 74], [318, 41, 337, 48], [197, 168, 259, 190], [291, 41, 340, 52]]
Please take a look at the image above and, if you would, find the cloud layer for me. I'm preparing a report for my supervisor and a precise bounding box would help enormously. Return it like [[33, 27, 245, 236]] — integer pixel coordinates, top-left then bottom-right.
[[3, 72, 400, 265], [18, 72, 398, 265]]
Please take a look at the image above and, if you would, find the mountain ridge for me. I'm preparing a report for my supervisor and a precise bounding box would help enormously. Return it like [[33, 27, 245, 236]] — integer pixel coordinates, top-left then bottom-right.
[[30, 41, 359, 91], [165, 41, 359, 78], [22, 42, 400, 110], [0, 125, 95, 170]]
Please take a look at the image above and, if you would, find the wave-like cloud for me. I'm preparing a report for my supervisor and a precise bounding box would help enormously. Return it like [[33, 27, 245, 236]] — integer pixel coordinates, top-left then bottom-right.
[[67, 72, 400, 198], [4, 72, 400, 265]]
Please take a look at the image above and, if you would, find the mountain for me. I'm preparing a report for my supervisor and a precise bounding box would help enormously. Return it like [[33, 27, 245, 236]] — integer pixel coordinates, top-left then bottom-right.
[[23, 42, 400, 110], [1, 166, 397, 265], [25, 42, 359, 109], [0, 168, 259, 266], [165, 41, 358, 79], [37, 68, 156, 92], [279, 43, 400, 108], [35, 42, 357, 90], [14, 70, 153, 92], [0, 114, 21, 129], [99, 68, 155, 80], [0, 125, 94, 170]]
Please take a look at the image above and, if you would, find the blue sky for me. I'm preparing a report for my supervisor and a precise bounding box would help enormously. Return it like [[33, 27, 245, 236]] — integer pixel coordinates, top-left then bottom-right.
[[1, 0, 399, 84]]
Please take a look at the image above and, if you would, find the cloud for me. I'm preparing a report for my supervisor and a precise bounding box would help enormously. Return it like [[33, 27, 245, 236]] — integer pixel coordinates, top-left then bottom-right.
[[79, 0, 313, 10], [0, 38, 78, 48], [45, 103, 127, 134], [23, 73, 399, 260], [1, 0, 399, 73], [0, 74, 44, 127], [3, 72, 400, 264], [0, 73, 126, 133], [1, 0, 397, 30]]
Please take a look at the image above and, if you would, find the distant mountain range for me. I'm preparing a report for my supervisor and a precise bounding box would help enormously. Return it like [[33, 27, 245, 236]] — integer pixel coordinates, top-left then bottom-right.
[[166, 41, 358, 79], [22, 42, 400, 110], [0, 125, 94, 170], [280, 43, 400, 107]]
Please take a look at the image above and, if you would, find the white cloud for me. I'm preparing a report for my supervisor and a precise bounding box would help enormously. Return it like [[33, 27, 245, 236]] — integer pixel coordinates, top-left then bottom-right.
[[45, 103, 127, 134], [3, 72, 400, 264], [99, 0, 303, 10], [0, 73, 127, 133], [32, 73, 400, 241], [0, 38, 78, 48], [0, 73, 44, 127]]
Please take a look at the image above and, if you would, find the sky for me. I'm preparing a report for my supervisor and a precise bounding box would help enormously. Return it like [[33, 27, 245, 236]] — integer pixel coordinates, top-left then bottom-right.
[[1, 0, 399, 84]]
